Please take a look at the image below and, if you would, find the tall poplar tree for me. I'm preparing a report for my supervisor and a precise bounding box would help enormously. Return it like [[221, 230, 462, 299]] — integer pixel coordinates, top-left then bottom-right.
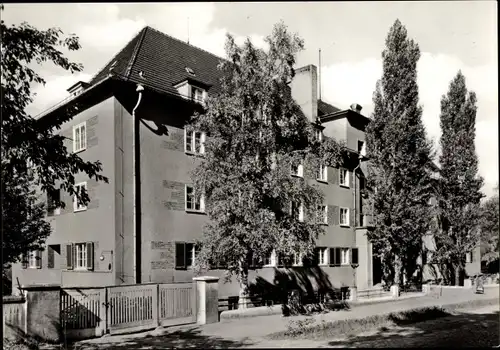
[[189, 22, 344, 306], [433, 71, 484, 285], [365, 19, 435, 287]]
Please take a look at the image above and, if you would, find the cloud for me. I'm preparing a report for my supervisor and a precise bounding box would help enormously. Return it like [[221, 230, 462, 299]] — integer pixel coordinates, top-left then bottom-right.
[[321, 53, 498, 197]]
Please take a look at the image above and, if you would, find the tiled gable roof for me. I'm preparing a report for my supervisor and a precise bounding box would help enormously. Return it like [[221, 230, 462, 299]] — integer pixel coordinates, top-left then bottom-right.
[[317, 99, 341, 116], [90, 26, 227, 97]]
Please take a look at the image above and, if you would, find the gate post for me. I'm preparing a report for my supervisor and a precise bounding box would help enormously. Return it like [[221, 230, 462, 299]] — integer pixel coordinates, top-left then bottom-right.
[[193, 276, 219, 325], [99, 288, 107, 336], [152, 284, 159, 327]]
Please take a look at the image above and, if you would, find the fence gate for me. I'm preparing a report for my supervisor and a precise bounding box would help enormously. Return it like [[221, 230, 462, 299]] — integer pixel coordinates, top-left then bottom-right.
[[158, 282, 196, 327], [107, 284, 156, 334]]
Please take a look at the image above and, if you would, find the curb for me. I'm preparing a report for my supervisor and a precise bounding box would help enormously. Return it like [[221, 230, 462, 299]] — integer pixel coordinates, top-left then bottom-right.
[[220, 293, 426, 322]]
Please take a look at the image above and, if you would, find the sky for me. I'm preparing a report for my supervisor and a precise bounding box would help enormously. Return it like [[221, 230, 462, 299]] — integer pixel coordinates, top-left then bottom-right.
[[3, 2, 498, 197]]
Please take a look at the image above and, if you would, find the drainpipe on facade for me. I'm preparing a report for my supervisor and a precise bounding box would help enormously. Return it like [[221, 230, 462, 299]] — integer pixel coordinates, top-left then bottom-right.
[[353, 158, 361, 228], [132, 83, 144, 284]]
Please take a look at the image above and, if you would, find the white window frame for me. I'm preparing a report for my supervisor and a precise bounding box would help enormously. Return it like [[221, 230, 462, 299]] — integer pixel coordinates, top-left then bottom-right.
[[291, 201, 304, 222], [317, 205, 328, 225], [317, 247, 329, 266], [185, 185, 205, 213], [292, 252, 303, 266], [318, 164, 328, 182], [340, 207, 349, 226], [28, 250, 41, 269], [465, 252, 472, 263], [291, 162, 304, 178], [190, 85, 206, 104], [75, 243, 87, 270], [263, 250, 277, 267], [73, 121, 87, 153], [73, 182, 88, 212], [186, 243, 196, 268], [339, 168, 349, 187], [184, 129, 206, 155], [341, 248, 350, 265]]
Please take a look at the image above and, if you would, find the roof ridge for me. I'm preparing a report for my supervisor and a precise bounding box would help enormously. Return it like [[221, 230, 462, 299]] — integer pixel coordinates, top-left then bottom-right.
[[144, 25, 229, 64], [124, 26, 149, 80], [88, 26, 146, 84]]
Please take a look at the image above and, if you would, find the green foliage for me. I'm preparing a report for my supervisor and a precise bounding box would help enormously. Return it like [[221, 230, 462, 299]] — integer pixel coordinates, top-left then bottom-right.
[[365, 19, 435, 286], [433, 71, 484, 285], [1, 9, 108, 266], [189, 22, 344, 296], [480, 186, 499, 265]]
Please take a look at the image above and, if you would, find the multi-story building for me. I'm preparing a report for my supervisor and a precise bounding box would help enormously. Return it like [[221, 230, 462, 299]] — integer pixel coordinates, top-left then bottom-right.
[[12, 26, 380, 297]]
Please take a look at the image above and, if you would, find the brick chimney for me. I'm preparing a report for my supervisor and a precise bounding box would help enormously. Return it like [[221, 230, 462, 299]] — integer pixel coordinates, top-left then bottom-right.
[[290, 64, 318, 123]]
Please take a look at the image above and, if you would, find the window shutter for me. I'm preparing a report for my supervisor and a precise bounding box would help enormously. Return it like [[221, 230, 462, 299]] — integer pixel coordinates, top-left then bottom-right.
[[332, 167, 339, 185], [21, 253, 28, 269], [66, 244, 74, 270], [35, 250, 42, 269], [350, 209, 354, 227], [175, 242, 186, 269], [329, 248, 335, 266], [312, 249, 319, 266], [48, 247, 55, 269], [335, 248, 341, 266], [349, 170, 353, 187], [73, 126, 77, 153], [333, 206, 340, 225], [351, 248, 359, 265], [86, 242, 94, 270]]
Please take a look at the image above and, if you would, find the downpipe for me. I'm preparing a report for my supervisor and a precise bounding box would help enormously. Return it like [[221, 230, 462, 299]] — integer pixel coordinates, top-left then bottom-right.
[[132, 84, 144, 284]]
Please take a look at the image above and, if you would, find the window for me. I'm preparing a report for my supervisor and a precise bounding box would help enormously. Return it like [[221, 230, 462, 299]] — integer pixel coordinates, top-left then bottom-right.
[[340, 207, 349, 226], [263, 250, 276, 267], [73, 182, 87, 212], [466, 251, 473, 263], [175, 242, 197, 269], [357, 140, 365, 153], [75, 243, 87, 269], [47, 189, 61, 216], [292, 253, 302, 266], [73, 122, 87, 153], [317, 205, 328, 225], [185, 185, 205, 212], [185, 130, 205, 155], [291, 201, 304, 222], [28, 250, 41, 269], [290, 162, 304, 177], [66, 242, 94, 270], [315, 247, 329, 265], [315, 129, 323, 142], [318, 164, 328, 182], [341, 248, 350, 265], [191, 86, 205, 103], [339, 168, 349, 187]]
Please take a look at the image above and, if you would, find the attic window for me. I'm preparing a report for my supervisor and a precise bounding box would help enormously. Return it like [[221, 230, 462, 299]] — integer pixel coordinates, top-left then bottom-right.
[[185, 67, 195, 76]]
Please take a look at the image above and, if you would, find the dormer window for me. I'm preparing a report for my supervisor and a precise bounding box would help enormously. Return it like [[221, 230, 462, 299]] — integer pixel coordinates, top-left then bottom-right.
[[191, 86, 205, 103]]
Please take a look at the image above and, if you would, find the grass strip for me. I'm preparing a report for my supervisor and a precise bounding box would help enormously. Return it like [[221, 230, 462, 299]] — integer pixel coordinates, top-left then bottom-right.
[[268, 297, 499, 340]]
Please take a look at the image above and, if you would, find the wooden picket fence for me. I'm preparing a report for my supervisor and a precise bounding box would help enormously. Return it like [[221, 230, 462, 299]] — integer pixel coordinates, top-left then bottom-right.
[[61, 282, 195, 339]]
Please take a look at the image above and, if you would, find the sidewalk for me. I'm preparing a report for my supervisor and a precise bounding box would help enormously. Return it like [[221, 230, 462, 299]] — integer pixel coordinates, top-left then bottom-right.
[[60, 286, 499, 349]]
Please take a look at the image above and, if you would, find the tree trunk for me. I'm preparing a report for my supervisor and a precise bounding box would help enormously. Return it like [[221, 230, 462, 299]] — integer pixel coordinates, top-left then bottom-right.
[[394, 254, 402, 286], [454, 265, 461, 286], [238, 258, 250, 309]]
